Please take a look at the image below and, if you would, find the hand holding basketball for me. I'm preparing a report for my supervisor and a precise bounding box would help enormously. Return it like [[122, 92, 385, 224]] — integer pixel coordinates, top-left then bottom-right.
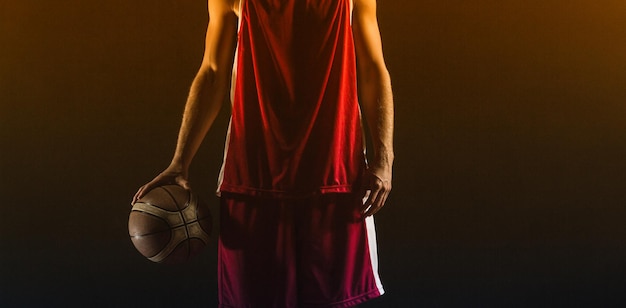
[[129, 185, 212, 264], [132, 165, 190, 205]]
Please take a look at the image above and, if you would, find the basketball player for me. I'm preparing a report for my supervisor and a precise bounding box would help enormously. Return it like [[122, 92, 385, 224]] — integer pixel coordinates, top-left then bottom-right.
[[133, 0, 393, 306]]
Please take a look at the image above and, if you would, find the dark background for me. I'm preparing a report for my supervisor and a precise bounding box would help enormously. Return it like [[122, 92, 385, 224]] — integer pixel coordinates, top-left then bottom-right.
[[2, 0, 626, 307]]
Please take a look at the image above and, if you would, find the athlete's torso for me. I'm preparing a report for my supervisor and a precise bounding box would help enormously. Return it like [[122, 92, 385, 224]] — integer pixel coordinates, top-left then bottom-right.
[[218, 0, 365, 197]]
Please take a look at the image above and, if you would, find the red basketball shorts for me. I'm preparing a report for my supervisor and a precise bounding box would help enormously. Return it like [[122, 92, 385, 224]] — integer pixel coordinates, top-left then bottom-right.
[[217, 193, 384, 308]]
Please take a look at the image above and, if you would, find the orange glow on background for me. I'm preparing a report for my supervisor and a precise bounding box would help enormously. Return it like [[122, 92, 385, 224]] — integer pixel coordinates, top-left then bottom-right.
[[1, 0, 626, 306]]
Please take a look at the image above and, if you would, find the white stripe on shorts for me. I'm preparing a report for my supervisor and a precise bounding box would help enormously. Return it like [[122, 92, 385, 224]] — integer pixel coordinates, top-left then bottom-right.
[[365, 215, 385, 295]]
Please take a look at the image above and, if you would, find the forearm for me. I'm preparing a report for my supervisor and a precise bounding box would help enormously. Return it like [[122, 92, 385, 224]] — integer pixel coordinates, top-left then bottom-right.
[[360, 66, 394, 170], [131, 0, 238, 203], [170, 68, 229, 171]]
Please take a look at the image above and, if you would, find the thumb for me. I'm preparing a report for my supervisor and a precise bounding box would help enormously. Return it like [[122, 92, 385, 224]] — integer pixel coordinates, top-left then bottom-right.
[[177, 178, 192, 191]]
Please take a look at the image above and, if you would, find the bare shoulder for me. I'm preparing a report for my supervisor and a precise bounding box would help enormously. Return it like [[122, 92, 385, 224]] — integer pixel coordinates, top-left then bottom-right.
[[231, 0, 241, 16], [352, 0, 379, 23], [353, 0, 376, 10], [208, 0, 240, 15]]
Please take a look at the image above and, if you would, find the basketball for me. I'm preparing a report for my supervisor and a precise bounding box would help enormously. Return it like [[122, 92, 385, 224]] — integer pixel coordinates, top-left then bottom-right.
[[129, 185, 212, 264]]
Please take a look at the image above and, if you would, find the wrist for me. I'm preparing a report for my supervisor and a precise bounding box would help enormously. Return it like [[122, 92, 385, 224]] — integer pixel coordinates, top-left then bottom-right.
[[373, 150, 394, 166], [167, 160, 188, 174]]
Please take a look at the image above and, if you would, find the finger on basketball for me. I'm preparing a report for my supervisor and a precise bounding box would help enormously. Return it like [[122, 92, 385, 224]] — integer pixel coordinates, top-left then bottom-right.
[[132, 181, 159, 205], [132, 186, 146, 205]]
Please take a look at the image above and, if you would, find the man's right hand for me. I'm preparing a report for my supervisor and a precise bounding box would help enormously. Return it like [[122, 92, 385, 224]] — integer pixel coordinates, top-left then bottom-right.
[[131, 167, 191, 205]]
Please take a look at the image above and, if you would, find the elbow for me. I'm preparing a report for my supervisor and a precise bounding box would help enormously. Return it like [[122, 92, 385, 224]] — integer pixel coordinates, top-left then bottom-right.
[[359, 61, 390, 85], [198, 65, 217, 81], [197, 65, 230, 89]]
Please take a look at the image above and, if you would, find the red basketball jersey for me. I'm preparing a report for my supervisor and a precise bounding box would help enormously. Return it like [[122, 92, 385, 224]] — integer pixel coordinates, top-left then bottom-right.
[[218, 0, 365, 197]]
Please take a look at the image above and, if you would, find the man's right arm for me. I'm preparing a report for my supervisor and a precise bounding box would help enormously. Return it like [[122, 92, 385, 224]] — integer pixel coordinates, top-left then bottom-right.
[[133, 0, 239, 203]]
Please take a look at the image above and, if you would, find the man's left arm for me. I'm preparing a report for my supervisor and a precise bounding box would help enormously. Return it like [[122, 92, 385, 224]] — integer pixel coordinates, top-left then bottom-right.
[[353, 0, 394, 216]]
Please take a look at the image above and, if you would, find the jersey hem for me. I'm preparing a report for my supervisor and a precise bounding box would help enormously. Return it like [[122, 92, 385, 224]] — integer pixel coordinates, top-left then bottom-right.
[[300, 288, 384, 308], [218, 289, 384, 308], [217, 184, 359, 199]]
